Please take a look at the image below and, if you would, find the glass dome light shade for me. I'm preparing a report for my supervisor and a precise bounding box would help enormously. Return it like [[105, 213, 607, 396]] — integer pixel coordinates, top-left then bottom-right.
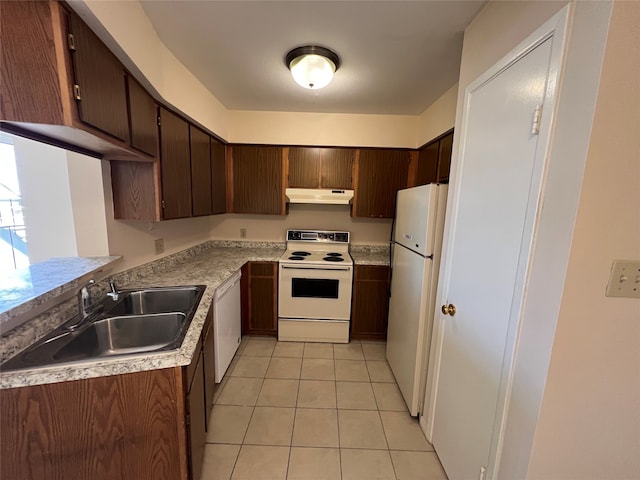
[[289, 54, 336, 89]]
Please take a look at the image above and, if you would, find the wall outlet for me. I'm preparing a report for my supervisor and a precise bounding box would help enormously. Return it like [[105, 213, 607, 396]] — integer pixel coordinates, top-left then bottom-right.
[[240, 228, 247, 239], [155, 238, 165, 255], [606, 259, 640, 298]]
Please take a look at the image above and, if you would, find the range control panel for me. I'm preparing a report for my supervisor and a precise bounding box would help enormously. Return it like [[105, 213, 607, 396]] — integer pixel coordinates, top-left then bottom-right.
[[287, 230, 350, 243]]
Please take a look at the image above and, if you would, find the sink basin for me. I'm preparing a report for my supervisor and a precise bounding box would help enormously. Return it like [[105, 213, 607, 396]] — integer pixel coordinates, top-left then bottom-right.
[[1, 285, 206, 371], [106, 287, 201, 316], [52, 313, 186, 362]]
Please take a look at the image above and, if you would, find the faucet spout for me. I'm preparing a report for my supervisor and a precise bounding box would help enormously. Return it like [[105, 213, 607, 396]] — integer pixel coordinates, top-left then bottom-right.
[[68, 279, 99, 330]]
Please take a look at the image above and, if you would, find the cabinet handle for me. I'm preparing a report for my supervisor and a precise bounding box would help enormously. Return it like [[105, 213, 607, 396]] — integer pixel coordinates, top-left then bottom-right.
[[73, 84, 81, 101], [441, 304, 456, 316]]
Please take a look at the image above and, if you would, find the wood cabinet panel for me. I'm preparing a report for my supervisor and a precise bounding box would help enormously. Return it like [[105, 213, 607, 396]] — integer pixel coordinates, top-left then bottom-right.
[[127, 76, 158, 156], [354, 149, 409, 218], [68, 13, 129, 142], [437, 132, 453, 184], [0, 369, 184, 480], [186, 354, 206, 480], [0, 1, 66, 125], [211, 137, 227, 214], [320, 148, 353, 189], [351, 265, 390, 340], [288, 147, 321, 188], [111, 160, 160, 221], [190, 126, 213, 217], [287, 147, 353, 189], [202, 307, 215, 427], [232, 146, 284, 215], [160, 107, 192, 219], [241, 261, 278, 336], [416, 142, 439, 186]]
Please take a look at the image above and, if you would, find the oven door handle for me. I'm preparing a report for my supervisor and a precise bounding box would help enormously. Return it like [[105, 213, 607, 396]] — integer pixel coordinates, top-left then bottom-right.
[[281, 265, 351, 272]]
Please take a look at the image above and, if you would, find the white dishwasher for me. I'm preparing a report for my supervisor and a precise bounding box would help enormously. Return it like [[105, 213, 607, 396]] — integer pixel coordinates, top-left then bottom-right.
[[213, 270, 242, 382]]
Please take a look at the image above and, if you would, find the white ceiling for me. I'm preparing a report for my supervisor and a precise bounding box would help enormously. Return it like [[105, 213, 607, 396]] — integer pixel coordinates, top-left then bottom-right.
[[139, 1, 485, 116]]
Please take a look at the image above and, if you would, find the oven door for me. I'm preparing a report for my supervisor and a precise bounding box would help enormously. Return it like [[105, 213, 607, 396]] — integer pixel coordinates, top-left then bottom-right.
[[278, 263, 353, 321]]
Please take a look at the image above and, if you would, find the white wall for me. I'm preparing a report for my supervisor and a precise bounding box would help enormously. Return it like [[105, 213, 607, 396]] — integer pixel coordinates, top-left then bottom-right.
[[13, 136, 78, 262], [210, 205, 391, 246], [66, 152, 109, 257], [527, 2, 640, 477], [416, 83, 458, 146], [229, 110, 418, 148]]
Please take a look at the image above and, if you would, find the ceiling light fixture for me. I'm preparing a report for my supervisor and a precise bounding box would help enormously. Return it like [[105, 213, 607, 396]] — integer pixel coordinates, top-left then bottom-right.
[[285, 45, 341, 90]]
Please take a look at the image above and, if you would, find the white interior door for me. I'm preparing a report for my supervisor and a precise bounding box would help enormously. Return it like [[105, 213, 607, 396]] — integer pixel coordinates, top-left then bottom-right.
[[431, 38, 555, 480]]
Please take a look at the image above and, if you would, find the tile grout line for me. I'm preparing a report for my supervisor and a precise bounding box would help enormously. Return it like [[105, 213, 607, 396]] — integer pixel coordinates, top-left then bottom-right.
[[332, 342, 345, 480]]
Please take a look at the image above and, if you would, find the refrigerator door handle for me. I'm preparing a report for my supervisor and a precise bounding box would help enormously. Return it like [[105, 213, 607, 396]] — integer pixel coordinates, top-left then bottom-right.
[[388, 242, 394, 298]]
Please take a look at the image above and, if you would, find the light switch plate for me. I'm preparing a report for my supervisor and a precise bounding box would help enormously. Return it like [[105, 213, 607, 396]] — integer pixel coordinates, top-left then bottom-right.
[[605, 260, 640, 298]]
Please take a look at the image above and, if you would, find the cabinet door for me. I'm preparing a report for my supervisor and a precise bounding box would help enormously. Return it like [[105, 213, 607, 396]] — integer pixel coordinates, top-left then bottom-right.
[[416, 141, 439, 186], [437, 132, 454, 183], [68, 14, 129, 141], [202, 309, 215, 429], [127, 75, 158, 156], [351, 265, 390, 340], [211, 137, 227, 214], [321, 148, 353, 189], [289, 147, 321, 188], [232, 146, 284, 214], [187, 353, 206, 480], [354, 149, 409, 218], [241, 262, 278, 336], [190, 126, 213, 217], [160, 107, 192, 219]]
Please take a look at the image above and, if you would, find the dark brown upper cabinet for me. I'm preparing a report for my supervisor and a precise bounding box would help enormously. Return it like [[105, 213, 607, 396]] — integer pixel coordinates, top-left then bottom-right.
[[414, 130, 454, 186], [353, 149, 410, 218], [211, 137, 227, 214], [67, 13, 129, 142], [288, 147, 353, 189], [230, 145, 285, 215], [415, 141, 439, 186], [190, 126, 213, 217], [127, 75, 158, 157], [437, 131, 454, 183], [159, 107, 192, 220], [0, 1, 150, 160]]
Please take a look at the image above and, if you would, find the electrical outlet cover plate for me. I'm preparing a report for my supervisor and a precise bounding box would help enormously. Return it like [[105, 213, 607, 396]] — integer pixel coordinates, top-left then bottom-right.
[[155, 238, 165, 255], [606, 259, 640, 298]]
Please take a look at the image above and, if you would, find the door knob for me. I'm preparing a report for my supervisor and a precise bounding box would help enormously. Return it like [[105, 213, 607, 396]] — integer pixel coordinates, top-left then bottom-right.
[[441, 304, 456, 316]]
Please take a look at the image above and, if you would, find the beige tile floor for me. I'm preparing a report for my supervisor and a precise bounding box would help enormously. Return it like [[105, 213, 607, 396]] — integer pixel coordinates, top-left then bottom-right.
[[203, 336, 448, 480]]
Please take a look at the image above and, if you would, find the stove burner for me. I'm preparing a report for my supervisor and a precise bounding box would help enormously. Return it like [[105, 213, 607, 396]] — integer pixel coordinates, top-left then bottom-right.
[[323, 256, 345, 262], [291, 251, 311, 256], [288, 256, 306, 261], [326, 252, 343, 257]]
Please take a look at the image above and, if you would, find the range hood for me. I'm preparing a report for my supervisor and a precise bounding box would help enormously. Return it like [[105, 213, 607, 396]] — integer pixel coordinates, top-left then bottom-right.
[[286, 188, 354, 205]]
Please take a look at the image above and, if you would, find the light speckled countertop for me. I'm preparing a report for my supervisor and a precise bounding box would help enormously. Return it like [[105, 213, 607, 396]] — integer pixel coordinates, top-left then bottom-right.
[[0, 241, 390, 389], [0, 243, 283, 389], [0, 256, 122, 330], [350, 245, 390, 266]]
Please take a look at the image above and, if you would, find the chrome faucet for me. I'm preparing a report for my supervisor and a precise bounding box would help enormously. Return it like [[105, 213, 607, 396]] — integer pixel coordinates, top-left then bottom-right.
[[67, 279, 99, 330], [107, 278, 119, 301]]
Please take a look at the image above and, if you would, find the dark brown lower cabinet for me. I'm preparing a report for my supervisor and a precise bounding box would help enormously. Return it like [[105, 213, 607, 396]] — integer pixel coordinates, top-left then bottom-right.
[[186, 353, 205, 480], [0, 308, 215, 480], [350, 265, 391, 340], [241, 261, 278, 336]]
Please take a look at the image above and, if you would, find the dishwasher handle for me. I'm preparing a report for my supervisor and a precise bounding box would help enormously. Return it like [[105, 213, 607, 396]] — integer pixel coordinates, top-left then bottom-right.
[[214, 270, 242, 301]]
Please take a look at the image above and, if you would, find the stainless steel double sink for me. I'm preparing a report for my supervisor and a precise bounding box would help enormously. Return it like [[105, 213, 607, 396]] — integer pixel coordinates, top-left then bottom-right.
[[2, 285, 206, 371]]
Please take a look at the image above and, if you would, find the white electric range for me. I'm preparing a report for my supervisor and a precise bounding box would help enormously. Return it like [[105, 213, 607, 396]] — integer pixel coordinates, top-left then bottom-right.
[[278, 229, 353, 343]]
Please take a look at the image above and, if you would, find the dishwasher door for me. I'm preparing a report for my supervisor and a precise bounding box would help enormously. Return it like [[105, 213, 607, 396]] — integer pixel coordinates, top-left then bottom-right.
[[213, 270, 242, 382]]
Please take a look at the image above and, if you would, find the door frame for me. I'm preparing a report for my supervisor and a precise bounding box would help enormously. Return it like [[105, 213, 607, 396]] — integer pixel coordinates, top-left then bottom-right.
[[422, 5, 571, 479]]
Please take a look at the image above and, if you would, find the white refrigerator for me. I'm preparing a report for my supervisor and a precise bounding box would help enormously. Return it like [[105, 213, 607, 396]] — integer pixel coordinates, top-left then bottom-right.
[[386, 184, 447, 416]]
